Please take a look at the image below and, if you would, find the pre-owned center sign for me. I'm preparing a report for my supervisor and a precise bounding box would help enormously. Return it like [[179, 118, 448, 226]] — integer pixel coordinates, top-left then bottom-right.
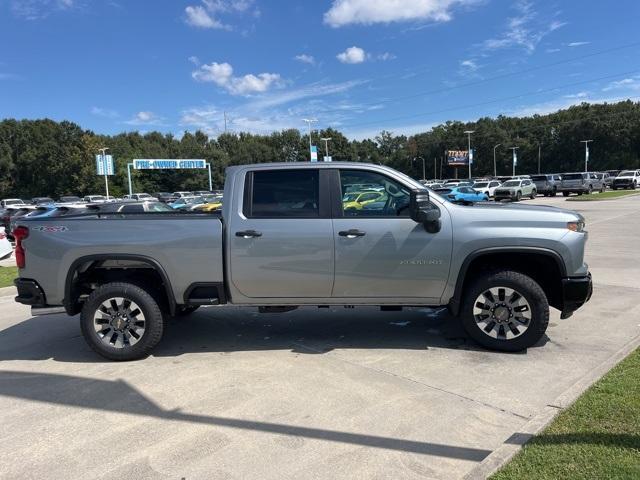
[[133, 159, 206, 170], [127, 158, 212, 195]]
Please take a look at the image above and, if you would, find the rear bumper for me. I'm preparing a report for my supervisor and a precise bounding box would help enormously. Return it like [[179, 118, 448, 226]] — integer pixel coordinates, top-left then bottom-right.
[[14, 278, 47, 307], [560, 273, 592, 319]]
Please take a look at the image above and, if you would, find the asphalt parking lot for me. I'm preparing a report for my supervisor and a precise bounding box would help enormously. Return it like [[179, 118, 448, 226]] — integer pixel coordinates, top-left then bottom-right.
[[1, 194, 639, 480]]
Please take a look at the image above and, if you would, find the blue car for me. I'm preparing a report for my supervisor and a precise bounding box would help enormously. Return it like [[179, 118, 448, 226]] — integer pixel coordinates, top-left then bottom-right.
[[434, 186, 489, 203]]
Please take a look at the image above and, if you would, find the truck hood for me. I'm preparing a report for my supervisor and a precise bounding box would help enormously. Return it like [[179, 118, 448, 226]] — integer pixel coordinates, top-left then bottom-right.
[[447, 200, 584, 223]]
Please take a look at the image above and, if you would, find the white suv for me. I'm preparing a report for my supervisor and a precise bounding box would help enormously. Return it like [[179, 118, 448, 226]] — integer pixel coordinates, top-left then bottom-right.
[[612, 170, 640, 190]]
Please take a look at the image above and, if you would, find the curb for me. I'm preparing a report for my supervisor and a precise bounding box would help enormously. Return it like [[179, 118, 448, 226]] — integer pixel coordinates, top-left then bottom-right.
[[0, 286, 17, 298], [566, 192, 640, 202], [463, 333, 640, 479]]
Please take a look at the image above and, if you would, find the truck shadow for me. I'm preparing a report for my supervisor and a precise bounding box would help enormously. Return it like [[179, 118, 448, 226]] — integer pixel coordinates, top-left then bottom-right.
[[0, 306, 548, 363]]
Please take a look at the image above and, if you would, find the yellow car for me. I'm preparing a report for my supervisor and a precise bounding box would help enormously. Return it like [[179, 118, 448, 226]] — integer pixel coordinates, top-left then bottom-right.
[[342, 191, 386, 210], [193, 195, 223, 212]]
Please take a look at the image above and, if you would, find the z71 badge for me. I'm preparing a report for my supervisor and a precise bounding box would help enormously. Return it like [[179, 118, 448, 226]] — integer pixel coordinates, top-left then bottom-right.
[[32, 225, 68, 233]]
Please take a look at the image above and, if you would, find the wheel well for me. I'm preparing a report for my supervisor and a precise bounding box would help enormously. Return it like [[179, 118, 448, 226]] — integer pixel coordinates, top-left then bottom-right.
[[454, 251, 563, 313], [65, 257, 175, 315]]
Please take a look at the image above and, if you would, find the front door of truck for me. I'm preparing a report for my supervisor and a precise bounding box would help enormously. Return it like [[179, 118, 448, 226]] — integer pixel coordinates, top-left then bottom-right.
[[331, 169, 452, 301], [229, 168, 334, 298]]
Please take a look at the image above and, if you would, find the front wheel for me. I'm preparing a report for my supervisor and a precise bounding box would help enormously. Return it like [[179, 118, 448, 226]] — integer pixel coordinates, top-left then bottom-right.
[[530, 189, 536, 199], [515, 191, 521, 202], [460, 270, 549, 352], [80, 282, 165, 361]]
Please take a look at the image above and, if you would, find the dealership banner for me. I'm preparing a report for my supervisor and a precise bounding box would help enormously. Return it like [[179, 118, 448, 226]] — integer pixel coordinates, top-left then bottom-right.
[[447, 150, 469, 166], [133, 159, 206, 170]]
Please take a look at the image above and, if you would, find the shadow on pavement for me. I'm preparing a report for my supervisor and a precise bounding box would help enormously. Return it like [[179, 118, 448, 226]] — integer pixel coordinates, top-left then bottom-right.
[[0, 306, 546, 362], [0, 369, 492, 461]]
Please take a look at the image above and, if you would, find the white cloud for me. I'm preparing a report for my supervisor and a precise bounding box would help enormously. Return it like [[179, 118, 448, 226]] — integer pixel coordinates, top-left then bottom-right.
[[377, 52, 396, 61], [567, 41, 590, 47], [91, 106, 119, 118], [602, 77, 640, 92], [192, 61, 282, 95], [564, 91, 589, 99], [294, 54, 316, 65], [460, 59, 478, 71], [184, 1, 257, 29], [185, 5, 227, 29], [337, 46, 366, 64], [482, 1, 566, 54], [125, 111, 165, 126], [11, 0, 77, 20], [188, 56, 200, 66], [324, 0, 475, 27]]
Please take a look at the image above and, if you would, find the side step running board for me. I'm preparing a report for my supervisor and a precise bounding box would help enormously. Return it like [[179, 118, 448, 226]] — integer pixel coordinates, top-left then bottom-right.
[[31, 306, 67, 316]]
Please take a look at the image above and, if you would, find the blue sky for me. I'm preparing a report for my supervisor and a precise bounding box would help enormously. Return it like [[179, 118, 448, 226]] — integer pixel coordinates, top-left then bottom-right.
[[1, 0, 640, 139]]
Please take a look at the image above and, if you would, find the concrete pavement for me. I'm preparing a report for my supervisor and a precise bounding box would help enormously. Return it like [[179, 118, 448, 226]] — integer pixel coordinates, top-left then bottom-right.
[[1, 195, 639, 479]]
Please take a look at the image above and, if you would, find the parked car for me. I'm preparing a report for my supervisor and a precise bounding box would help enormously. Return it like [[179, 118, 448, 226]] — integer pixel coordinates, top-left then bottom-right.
[[342, 191, 387, 210], [154, 192, 178, 203], [595, 172, 612, 189], [530, 174, 561, 197], [7, 206, 38, 234], [172, 191, 194, 199], [1, 198, 26, 208], [193, 190, 214, 196], [123, 193, 158, 202], [605, 170, 621, 179], [192, 195, 223, 212], [83, 195, 107, 203], [559, 172, 603, 196], [12, 161, 592, 360], [0, 227, 12, 260], [169, 196, 206, 210], [612, 170, 640, 190], [434, 186, 489, 203], [58, 196, 83, 203], [494, 179, 537, 201], [472, 180, 502, 198], [86, 201, 173, 214], [31, 197, 54, 205]]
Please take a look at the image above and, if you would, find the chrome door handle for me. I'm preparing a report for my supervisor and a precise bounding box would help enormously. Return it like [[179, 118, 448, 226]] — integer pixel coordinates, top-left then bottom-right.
[[338, 229, 366, 238], [235, 230, 262, 238]]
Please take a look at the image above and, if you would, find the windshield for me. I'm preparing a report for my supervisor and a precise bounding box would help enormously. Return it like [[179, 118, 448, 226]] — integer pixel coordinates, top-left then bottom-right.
[[619, 171, 636, 176], [503, 180, 520, 186], [473, 182, 488, 187]]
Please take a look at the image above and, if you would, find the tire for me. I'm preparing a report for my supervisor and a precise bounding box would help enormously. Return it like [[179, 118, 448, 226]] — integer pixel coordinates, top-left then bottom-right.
[[80, 282, 164, 361], [460, 270, 549, 352], [515, 191, 521, 202], [530, 189, 536, 200], [587, 185, 592, 194], [563, 192, 570, 197], [634, 182, 638, 190], [175, 305, 200, 317], [551, 187, 557, 197]]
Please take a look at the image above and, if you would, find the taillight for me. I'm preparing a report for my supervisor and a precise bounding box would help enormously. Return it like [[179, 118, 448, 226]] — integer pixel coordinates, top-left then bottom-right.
[[13, 226, 29, 269]]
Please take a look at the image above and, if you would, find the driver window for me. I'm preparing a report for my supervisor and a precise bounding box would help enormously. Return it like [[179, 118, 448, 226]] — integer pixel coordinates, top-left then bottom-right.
[[340, 170, 410, 217]]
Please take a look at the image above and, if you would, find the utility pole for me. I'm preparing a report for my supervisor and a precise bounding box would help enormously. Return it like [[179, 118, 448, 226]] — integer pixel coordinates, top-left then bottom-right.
[[320, 137, 332, 160], [434, 157, 437, 179], [493, 143, 501, 177], [464, 130, 474, 179], [97, 147, 110, 199], [538, 143, 542, 174], [302, 118, 317, 161], [509, 147, 519, 177], [580, 140, 593, 172], [413, 156, 425, 180]]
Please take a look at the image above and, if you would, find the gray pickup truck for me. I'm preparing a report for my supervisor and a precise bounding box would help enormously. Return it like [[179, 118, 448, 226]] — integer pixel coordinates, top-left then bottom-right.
[[13, 162, 592, 360]]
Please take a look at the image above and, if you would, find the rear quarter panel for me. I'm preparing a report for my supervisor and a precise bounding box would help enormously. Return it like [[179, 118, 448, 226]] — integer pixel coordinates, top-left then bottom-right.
[[16, 215, 223, 306]]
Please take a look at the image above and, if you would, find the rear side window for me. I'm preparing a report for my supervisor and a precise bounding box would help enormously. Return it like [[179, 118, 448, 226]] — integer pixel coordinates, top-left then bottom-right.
[[247, 170, 319, 218]]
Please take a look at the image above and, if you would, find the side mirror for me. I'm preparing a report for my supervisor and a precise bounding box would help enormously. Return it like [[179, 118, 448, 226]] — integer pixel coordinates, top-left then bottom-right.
[[409, 190, 441, 232]]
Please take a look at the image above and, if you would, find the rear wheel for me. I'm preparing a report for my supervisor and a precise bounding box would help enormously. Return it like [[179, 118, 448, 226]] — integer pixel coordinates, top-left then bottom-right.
[[460, 270, 549, 352], [80, 282, 164, 361], [530, 189, 536, 199]]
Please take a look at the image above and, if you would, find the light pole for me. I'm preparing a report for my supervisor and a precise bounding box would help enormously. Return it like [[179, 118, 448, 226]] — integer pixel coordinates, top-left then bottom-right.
[[464, 130, 474, 179], [97, 147, 110, 199], [493, 143, 501, 177], [538, 143, 542, 174], [302, 118, 317, 161], [320, 137, 332, 160], [580, 140, 593, 172], [413, 156, 426, 180], [509, 147, 519, 177]]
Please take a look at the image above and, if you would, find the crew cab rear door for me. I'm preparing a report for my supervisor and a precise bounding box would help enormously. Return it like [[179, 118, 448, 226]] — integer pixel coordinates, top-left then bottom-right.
[[227, 168, 334, 298], [330, 168, 452, 301]]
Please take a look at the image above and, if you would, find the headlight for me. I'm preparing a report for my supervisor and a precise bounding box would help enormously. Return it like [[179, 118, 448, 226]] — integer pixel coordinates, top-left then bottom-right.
[[567, 221, 585, 232]]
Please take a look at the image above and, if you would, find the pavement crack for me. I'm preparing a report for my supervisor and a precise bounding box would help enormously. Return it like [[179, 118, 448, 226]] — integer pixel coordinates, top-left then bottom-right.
[[290, 341, 530, 420]]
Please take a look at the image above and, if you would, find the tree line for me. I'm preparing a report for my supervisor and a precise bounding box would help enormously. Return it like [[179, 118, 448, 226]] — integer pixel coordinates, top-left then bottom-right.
[[1, 100, 639, 198]]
